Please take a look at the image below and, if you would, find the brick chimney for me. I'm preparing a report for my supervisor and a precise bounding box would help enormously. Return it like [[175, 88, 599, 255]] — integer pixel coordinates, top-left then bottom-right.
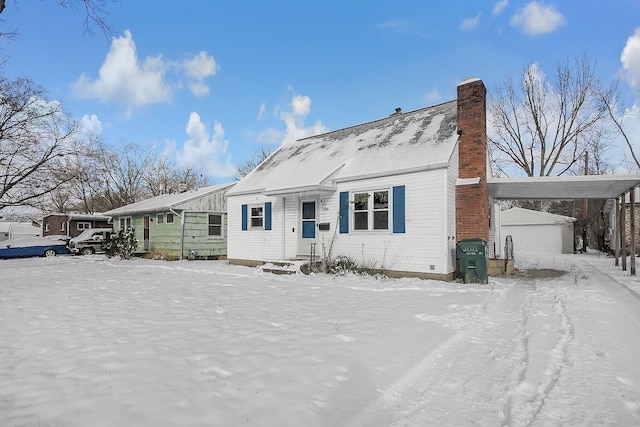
[[455, 78, 489, 242]]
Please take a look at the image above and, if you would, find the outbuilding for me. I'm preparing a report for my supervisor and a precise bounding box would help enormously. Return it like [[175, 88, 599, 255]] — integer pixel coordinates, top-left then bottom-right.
[[499, 207, 576, 255]]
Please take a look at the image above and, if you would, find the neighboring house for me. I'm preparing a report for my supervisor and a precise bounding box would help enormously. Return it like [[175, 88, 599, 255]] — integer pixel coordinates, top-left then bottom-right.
[[104, 183, 235, 260], [41, 214, 112, 239], [226, 78, 490, 280], [0, 222, 40, 242], [498, 207, 576, 255]]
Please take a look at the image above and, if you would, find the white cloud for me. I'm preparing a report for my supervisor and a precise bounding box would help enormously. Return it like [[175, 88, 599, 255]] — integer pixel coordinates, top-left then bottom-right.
[[183, 51, 217, 80], [80, 114, 103, 136], [510, 2, 565, 35], [493, 0, 508, 15], [375, 20, 427, 38], [279, 93, 327, 144], [171, 112, 236, 179], [256, 102, 266, 121], [183, 51, 218, 98], [621, 28, 640, 93], [257, 90, 327, 145], [291, 95, 311, 116], [71, 30, 171, 114], [424, 87, 441, 104], [460, 13, 481, 31], [72, 31, 219, 113]]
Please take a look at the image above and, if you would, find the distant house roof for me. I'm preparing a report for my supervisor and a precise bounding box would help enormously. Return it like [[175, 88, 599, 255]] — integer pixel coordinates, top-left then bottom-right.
[[228, 101, 459, 196], [0, 222, 40, 235], [501, 207, 576, 226], [103, 183, 235, 216], [42, 213, 111, 222]]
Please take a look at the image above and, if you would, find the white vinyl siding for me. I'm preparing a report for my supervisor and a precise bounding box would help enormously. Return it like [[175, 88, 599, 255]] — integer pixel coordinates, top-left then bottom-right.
[[229, 168, 453, 276]]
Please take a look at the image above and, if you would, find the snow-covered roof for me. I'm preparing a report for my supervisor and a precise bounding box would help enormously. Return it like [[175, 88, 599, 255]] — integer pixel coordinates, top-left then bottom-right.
[[104, 183, 235, 216], [0, 222, 40, 234], [489, 175, 640, 200], [42, 213, 111, 221], [501, 207, 576, 226], [228, 101, 458, 196]]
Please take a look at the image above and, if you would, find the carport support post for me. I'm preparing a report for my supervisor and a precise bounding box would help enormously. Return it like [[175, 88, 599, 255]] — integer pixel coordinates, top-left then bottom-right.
[[622, 195, 628, 271], [631, 188, 636, 275]]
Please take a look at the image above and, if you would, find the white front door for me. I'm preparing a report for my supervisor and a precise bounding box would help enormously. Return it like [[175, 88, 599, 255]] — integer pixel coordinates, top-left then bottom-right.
[[297, 199, 318, 256]]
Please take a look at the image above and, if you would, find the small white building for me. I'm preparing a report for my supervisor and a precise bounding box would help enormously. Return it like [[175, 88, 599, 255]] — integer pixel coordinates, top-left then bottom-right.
[[499, 207, 576, 255], [0, 222, 40, 242]]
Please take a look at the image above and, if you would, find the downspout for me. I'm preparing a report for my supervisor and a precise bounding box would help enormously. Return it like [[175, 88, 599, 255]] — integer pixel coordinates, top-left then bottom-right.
[[171, 208, 185, 260]]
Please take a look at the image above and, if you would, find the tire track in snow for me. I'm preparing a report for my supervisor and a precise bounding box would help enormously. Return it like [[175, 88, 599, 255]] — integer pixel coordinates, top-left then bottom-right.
[[348, 266, 576, 427], [344, 281, 518, 427], [502, 289, 575, 426]]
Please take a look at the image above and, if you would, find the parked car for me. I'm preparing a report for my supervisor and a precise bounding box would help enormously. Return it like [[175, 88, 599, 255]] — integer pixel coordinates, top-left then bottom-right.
[[69, 228, 113, 255], [0, 237, 70, 259]]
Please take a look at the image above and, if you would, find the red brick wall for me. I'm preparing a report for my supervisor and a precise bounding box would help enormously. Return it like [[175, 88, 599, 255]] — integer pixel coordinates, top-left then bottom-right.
[[455, 79, 489, 242]]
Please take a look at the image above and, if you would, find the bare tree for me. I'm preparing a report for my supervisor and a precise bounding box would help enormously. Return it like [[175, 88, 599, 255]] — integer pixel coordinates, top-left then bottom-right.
[[489, 55, 613, 177], [0, 0, 114, 39], [0, 77, 93, 211], [145, 155, 210, 196], [95, 142, 154, 209], [595, 79, 640, 172], [235, 144, 274, 180]]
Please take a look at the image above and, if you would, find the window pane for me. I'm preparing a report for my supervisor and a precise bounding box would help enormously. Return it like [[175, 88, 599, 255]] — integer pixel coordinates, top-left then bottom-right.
[[157, 214, 164, 224], [373, 191, 388, 209], [354, 193, 368, 211], [209, 214, 222, 226], [251, 207, 263, 217], [209, 225, 221, 236], [166, 214, 174, 223], [302, 202, 315, 219], [251, 217, 263, 227], [354, 212, 368, 230], [373, 211, 389, 229]]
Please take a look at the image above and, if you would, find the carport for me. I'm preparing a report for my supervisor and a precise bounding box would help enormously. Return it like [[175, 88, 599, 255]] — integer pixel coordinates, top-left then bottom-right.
[[488, 174, 640, 274]]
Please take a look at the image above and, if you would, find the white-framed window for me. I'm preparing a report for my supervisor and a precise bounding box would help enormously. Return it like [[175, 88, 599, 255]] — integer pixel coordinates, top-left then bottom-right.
[[45, 223, 49, 232], [119, 217, 132, 230], [353, 190, 389, 231], [60, 222, 66, 232], [77, 222, 91, 230], [157, 213, 164, 224], [166, 213, 174, 224], [208, 214, 223, 237], [250, 206, 263, 228]]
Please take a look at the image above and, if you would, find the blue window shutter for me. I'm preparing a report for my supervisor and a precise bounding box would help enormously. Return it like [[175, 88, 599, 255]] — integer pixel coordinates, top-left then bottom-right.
[[265, 202, 272, 231], [339, 192, 349, 233], [393, 185, 405, 233], [241, 204, 248, 231]]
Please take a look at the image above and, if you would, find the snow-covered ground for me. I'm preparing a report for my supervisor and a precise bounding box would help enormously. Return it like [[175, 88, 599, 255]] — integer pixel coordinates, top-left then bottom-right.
[[1, 253, 639, 426]]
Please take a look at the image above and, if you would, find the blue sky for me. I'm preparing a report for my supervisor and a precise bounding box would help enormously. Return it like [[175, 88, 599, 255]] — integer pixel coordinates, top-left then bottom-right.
[[4, 1, 640, 183]]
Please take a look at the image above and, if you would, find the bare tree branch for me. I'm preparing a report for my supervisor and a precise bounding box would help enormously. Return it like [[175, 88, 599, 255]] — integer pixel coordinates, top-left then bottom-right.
[[488, 55, 613, 177]]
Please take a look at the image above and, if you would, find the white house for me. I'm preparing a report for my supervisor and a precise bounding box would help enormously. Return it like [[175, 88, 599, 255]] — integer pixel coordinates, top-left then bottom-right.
[[226, 79, 490, 280], [0, 222, 40, 242], [499, 207, 576, 255]]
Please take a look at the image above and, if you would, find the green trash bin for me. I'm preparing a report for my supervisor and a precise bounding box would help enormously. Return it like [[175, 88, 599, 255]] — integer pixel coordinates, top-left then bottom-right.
[[456, 239, 488, 284]]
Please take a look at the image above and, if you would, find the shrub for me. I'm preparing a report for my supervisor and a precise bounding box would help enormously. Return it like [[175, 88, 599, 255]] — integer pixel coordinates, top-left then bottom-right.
[[102, 229, 137, 259], [329, 256, 359, 275]]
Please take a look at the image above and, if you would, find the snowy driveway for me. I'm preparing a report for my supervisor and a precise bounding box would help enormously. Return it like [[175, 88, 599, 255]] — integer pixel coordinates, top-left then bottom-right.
[[1, 254, 639, 426]]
